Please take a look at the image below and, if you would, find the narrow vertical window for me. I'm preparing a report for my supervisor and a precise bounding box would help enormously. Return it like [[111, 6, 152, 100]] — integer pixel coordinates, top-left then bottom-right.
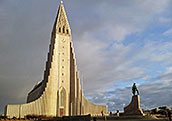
[[59, 27, 61, 33], [63, 26, 65, 33], [66, 29, 69, 34], [60, 90, 64, 106]]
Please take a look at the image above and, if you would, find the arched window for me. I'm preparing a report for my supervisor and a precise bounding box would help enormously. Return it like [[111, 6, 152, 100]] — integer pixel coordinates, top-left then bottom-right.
[[60, 89, 66, 106]]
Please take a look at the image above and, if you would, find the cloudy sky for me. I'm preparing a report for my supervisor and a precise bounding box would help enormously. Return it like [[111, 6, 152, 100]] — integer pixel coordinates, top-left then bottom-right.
[[0, 0, 172, 114]]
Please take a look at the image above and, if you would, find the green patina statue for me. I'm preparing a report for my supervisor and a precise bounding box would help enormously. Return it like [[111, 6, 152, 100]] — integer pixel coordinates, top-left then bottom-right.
[[132, 83, 139, 96]]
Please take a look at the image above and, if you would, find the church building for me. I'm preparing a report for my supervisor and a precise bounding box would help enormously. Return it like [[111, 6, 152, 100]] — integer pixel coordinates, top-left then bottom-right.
[[5, 1, 107, 118]]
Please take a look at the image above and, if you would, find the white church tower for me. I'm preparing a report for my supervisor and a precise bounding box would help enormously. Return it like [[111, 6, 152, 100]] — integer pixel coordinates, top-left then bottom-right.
[[5, 1, 107, 118]]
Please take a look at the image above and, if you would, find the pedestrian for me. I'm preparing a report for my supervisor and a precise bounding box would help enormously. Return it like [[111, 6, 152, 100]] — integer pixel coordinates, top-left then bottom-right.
[[167, 109, 171, 121], [101, 111, 104, 116], [116, 110, 119, 117], [93, 117, 97, 121], [109, 111, 112, 116]]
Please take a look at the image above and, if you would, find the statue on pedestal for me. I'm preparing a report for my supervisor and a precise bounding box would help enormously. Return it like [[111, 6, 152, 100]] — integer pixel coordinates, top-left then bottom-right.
[[124, 83, 144, 116], [132, 83, 139, 96]]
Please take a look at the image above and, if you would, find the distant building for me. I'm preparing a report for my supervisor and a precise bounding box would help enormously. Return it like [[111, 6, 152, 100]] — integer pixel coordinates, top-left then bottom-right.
[[5, 1, 107, 118]]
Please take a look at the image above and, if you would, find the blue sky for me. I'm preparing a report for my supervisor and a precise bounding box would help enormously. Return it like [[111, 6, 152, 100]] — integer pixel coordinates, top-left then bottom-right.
[[0, 0, 172, 114]]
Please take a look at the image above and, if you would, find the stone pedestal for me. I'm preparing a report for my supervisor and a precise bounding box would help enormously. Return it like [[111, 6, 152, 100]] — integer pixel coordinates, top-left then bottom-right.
[[124, 95, 144, 116]]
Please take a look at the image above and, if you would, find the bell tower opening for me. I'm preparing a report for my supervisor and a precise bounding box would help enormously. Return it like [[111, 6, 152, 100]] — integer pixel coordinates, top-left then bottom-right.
[[63, 26, 65, 33]]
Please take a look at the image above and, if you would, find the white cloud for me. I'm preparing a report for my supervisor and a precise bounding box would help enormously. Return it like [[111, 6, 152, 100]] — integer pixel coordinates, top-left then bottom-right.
[[163, 28, 172, 36], [163, 67, 172, 74], [77, 39, 172, 97], [72, 0, 171, 42]]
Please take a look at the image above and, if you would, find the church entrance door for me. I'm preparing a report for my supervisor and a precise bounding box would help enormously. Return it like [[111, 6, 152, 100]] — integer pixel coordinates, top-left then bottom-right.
[[60, 107, 64, 116]]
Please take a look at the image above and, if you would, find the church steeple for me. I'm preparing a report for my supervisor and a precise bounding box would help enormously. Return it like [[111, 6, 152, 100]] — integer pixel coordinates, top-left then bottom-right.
[[5, 1, 107, 118], [53, 1, 71, 36]]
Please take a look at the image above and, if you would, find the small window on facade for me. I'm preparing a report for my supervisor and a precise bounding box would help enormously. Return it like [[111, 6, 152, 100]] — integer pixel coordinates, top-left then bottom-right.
[[62, 66, 64, 68], [62, 59, 64, 62], [62, 73, 64, 76], [66, 29, 69, 34], [59, 27, 61, 33], [63, 46, 64, 48], [62, 53, 64, 55]]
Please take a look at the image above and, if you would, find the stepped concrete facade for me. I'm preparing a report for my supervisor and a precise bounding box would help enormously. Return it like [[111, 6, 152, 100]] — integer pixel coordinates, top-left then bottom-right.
[[5, 1, 107, 118], [124, 95, 144, 116]]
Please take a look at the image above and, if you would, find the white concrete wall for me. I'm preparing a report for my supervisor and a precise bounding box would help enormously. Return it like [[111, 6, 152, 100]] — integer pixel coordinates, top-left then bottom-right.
[[82, 96, 107, 116]]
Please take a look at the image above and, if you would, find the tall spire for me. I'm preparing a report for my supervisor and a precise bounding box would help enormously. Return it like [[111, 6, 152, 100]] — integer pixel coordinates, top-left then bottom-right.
[[53, 1, 71, 36]]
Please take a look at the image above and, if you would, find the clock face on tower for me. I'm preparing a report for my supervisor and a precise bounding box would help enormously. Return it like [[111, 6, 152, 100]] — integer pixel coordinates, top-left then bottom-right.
[[62, 38, 65, 43]]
